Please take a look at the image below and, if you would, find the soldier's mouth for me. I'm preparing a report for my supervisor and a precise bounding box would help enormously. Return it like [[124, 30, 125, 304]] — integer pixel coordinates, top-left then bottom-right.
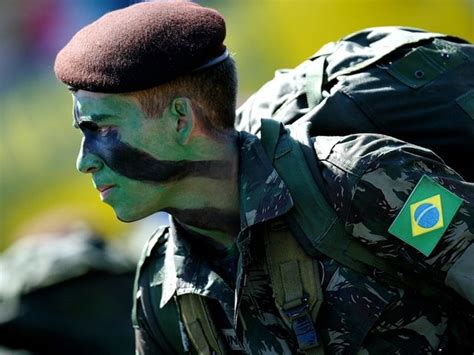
[[97, 184, 116, 199]]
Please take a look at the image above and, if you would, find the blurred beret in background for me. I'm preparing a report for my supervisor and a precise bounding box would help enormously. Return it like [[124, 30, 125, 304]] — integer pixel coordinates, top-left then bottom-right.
[[54, 1, 228, 93]]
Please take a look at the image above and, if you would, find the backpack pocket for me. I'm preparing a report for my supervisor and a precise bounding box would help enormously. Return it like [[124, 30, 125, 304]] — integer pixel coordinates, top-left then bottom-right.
[[387, 39, 469, 89]]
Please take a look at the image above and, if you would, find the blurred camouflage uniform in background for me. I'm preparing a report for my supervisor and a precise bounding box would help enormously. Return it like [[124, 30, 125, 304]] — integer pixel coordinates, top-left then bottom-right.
[[0, 219, 137, 355]]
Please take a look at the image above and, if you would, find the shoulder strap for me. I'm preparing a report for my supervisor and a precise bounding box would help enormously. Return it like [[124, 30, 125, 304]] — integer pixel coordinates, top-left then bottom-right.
[[264, 218, 324, 354], [260, 119, 338, 250], [132, 228, 188, 353], [132, 226, 168, 328]]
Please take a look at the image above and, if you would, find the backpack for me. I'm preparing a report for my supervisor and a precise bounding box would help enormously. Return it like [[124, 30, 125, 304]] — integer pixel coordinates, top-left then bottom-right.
[[236, 27, 474, 181]]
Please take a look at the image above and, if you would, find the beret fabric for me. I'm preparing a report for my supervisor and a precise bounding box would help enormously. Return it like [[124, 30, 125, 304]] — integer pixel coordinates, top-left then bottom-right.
[[54, 1, 227, 93]]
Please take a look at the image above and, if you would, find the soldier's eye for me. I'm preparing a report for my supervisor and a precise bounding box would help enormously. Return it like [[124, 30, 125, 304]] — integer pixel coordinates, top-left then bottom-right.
[[79, 121, 99, 132]]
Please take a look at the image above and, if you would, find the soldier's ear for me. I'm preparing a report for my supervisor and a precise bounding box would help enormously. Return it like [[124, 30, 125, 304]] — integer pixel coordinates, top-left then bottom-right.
[[170, 97, 194, 145]]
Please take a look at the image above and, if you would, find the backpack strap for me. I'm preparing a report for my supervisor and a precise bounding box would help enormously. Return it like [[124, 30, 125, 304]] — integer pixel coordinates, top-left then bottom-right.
[[260, 119, 338, 250], [264, 218, 324, 354], [178, 294, 226, 355]]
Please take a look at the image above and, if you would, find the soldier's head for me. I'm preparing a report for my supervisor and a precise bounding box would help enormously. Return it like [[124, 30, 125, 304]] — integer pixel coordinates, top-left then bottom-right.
[[54, 1, 238, 222]]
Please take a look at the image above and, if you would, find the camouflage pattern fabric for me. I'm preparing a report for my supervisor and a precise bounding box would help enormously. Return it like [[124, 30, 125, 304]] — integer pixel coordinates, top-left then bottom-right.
[[133, 131, 473, 354], [0, 229, 137, 355]]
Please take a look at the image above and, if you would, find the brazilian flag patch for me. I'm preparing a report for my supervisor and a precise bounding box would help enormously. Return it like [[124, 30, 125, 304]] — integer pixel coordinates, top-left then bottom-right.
[[388, 175, 463, 256]]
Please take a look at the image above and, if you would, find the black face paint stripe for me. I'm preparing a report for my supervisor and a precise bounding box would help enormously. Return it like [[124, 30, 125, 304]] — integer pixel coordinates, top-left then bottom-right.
[[112, 141, 233, 181], [82, 130, 233, 182]]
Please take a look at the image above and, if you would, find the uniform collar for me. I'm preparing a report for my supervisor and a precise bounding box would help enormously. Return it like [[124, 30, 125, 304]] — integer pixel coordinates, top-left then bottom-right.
[[238, 131, 294, 229], [159, 131, 294, 324], [159, 218, 236, 323]]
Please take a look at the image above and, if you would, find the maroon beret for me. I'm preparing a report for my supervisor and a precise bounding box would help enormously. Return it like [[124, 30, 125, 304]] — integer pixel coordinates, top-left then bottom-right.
[[54, 1, 227, 93]]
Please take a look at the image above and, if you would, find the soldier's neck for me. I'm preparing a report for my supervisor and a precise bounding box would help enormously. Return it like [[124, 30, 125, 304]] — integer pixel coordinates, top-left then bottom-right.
[[165, 132, 240, 253]]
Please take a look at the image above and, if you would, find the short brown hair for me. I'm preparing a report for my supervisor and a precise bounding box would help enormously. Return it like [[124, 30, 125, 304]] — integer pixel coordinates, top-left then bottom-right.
[[131, 57, 237, 132]]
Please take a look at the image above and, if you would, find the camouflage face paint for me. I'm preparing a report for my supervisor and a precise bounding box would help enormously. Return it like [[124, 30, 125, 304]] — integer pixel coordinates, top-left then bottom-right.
[[78, 120, 233, 183], [73, 91, 239, 225]]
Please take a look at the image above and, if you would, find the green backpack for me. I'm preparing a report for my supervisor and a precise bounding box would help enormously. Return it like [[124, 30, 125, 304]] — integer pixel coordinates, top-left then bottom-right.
[[236, 26, 474, 181]]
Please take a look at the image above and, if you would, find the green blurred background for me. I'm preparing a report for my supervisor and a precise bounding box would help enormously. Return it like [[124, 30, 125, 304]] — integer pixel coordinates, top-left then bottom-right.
[[1, 0, 473, 250]]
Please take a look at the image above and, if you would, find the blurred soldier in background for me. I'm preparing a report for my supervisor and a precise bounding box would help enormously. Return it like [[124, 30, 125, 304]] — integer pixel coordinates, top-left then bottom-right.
[[0, 209, 136, 355]]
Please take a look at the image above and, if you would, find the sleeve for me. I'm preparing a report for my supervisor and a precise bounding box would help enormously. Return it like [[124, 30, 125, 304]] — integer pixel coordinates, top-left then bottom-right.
[[132, 228, 186, 354], [133, 260, 188, 354], [321, 134, 474, 304], [134, 292, 168, 355]]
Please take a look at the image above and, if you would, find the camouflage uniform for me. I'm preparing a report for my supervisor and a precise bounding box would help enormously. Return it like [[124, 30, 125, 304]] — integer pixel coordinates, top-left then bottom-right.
[[133, 131, 473, 354]]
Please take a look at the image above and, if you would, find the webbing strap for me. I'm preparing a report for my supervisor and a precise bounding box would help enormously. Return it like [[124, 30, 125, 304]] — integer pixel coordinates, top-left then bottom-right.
[[178, 294, 225, 355], [261, 119, 338, 245], [264, 220, 324, 354], [281, 261, 304, 306], [260, 117, 282, 159], [189, 320, 212, 355]]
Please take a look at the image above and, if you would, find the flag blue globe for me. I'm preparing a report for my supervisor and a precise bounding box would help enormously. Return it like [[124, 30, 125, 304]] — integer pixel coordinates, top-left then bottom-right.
[[414, 203, 440, 229]]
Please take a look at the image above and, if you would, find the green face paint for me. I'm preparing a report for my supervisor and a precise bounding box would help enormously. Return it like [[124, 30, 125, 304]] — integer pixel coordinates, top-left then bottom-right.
[[74, 91, 233, 222], [73, 91, 171, 221]]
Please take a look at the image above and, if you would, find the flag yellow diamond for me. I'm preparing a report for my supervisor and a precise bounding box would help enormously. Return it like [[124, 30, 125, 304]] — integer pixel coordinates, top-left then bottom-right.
[[410, 194, 444, 237]]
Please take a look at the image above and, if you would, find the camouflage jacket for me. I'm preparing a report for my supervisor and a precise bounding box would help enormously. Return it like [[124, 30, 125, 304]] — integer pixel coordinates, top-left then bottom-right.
[[133, 131, 474, 354]]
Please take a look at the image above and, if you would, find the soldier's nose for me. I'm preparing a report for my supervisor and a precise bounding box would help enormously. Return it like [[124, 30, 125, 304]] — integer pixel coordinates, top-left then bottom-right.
[[76, 139, 104, 174]]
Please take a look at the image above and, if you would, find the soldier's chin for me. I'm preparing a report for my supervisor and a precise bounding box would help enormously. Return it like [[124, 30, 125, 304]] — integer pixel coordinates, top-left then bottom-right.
[[114, 207, 152, 223]]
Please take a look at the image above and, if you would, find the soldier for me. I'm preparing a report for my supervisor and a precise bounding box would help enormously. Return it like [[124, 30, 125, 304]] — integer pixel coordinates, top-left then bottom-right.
[[54, 2, 473, 354]]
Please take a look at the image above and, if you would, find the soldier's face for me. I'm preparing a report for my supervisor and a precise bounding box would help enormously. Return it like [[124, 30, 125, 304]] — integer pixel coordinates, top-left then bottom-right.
[[73, 90, 181, 222]]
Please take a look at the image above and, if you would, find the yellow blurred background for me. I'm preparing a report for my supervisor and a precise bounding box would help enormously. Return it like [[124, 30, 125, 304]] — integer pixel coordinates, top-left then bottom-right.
[[0, 0, 472, 250]]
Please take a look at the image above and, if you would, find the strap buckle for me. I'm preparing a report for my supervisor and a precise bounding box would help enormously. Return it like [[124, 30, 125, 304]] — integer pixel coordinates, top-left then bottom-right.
[[283, 297, 310, 320], [283, 296, 320, 350]]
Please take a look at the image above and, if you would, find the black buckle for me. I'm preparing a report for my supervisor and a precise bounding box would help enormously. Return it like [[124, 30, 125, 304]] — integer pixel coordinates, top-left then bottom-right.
[[283, 297, 320, 350]]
